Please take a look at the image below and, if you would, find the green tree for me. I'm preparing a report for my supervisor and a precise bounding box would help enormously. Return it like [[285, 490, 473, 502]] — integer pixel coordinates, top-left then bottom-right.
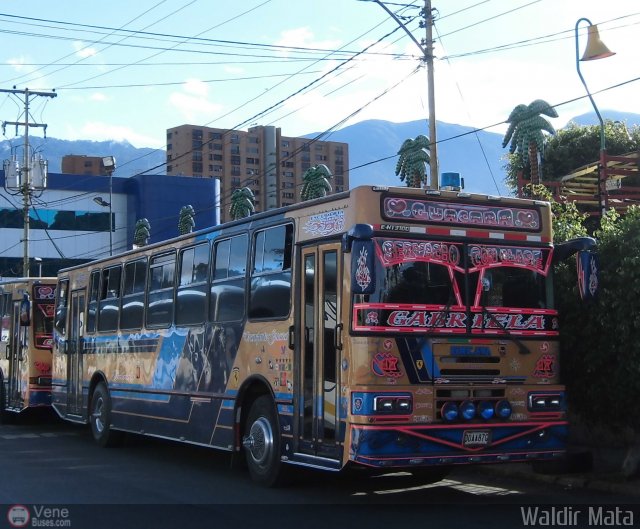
[[395, 134, 430, 188], [301, 164, 332, 201], [502, 100, 558, 187], [134, 218, 151, 247], [178, 205, 195, 235], [229, 187, 255, 220]]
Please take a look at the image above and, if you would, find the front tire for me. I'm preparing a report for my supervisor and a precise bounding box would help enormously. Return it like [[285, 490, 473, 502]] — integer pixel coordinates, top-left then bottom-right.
[[89, 382, 123, 447], [242, 395, 285, 486]]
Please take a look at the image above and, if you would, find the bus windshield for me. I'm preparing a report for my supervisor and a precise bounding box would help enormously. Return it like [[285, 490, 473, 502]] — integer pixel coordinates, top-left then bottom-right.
[[353, 237, 554, 333]]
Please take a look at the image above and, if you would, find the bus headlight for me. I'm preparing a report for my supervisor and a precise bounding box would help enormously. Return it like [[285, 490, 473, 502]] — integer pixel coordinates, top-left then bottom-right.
[[460, 400, 476, 420], [478, 401, 495, 420], [441, 402, 459, 422], [495, 399, 512, 419]]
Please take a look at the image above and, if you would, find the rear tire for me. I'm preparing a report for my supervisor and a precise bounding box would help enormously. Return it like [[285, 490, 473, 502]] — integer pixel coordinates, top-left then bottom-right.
[[242, 395, 286, 486], [89, 382, 123, 447]]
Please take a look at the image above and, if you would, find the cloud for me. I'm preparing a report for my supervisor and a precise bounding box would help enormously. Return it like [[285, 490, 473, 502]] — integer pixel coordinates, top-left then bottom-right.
[[73, 41, 97, 59], [64, 121, 164, 149], [89, 93, 109, 102], [168, 80, 224, 123]]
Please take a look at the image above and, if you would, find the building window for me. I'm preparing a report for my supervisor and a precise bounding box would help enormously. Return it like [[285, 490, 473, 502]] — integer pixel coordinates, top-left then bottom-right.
[[283, 171, 294, 177], [192, 162, 203, 173], [210, 132, 222, 140], [281, 182, 294, 189], [167, 132, 173, 140], [193, 151, 202, 162], [315, 155, 327, 161], [230, 134, 240, 144], [282, 192, 294, 199], [246, 157, 259, 165], [231, 155, 241, 165], [248, 136, 259, 144], [213, 165, 222, 173], [231, 145, 240, 155], [213, 143, 222, 150], [282, 141, 290, 147], [192, 129, 203, 139], [231, 166, 241, 176], [167, 143, 172, 151], [193, 140, 203, 150]]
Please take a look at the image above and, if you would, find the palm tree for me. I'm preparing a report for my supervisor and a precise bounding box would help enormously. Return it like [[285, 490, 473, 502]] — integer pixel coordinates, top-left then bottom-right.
[[178, 205, 195, 235], [395, 134, 431, 188], [502, 99, 558, 188], [229, 187, 255, 220], [134, 218, 151, 248], [301, 164, 333, 201]]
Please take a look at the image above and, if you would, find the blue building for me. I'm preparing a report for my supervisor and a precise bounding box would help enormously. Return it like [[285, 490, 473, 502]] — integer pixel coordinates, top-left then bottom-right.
[[0, 171, 219, 277]]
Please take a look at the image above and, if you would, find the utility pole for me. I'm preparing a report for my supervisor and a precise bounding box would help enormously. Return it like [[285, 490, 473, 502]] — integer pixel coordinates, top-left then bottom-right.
[[424, 0, 438, 190], [371, 0, 439, 189], [1, 87, 57, 277]]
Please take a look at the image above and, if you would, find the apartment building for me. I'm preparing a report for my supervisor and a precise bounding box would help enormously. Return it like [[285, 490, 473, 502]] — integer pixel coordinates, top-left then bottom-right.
[[166, 124, 349, 223], [61, 155, 112, 176]]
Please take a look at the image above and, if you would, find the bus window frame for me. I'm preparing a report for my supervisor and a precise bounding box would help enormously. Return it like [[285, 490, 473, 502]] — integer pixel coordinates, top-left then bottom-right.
[[146, 250, 177, 329], [120, 257, 148, 331], [248, 222, 294, 322], [97, 264, 123, 333], [176, 241, 211, 326], [210, 232, 248, 323]]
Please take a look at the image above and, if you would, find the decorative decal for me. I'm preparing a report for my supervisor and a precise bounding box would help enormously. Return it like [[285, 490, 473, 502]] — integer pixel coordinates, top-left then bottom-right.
[[353, 396, 363, 413], [353, 304, 559, 336], [33, 285, 55, 300], [468, 244, 549, 273], [377, 239, 462, 268], [371, 352, 403, 378], [302, 210, 345, 236], [416, 359, 424, 370], [533, 354, 555, 378], [382, 197, 541, 231], [355, 246, 372, 291]]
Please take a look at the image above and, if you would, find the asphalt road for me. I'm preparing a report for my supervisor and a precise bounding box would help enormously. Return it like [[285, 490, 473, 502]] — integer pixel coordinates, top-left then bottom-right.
[[1, 411, 638, 529]]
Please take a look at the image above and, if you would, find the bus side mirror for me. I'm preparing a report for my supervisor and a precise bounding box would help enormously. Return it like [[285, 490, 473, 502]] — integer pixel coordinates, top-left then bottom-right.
[[577, 250, 599, 301], [20, 296, 31, 326]]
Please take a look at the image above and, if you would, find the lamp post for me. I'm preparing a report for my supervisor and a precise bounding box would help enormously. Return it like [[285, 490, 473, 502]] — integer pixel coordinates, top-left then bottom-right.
[[100, 156, 116, 255], [574, 18, 615, 217]]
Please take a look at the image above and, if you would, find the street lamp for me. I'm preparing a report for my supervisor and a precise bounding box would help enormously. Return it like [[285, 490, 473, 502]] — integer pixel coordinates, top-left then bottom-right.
[[100, 156, 116, 255], [574, 18, 615, 216]]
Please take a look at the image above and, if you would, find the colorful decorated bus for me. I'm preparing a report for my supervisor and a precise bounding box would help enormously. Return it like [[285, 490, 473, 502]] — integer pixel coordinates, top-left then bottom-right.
[[51, 185, 593, 485], [0, 278, 56, 419]]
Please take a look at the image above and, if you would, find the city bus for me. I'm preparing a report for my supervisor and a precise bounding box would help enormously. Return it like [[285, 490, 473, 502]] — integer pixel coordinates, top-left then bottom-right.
[[51, 185, 594, 485], [0, 278, 57, 420]]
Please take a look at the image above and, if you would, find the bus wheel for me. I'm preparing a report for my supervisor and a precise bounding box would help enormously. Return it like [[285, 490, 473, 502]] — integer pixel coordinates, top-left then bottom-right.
[[242, 395, 285, 486], [90, 382, 123, 447]]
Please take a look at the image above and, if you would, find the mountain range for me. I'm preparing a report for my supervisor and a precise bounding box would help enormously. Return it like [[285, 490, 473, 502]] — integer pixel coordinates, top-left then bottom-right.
[[1, 111, 638, 196]]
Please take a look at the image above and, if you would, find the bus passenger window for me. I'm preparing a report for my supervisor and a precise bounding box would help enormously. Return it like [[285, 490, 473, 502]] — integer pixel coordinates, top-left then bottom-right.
[[249, 224, 293, 320], [146, 252, 176, 328], [86, 271, 100, 333], [210, 234, 247, 322], [121, 258, 147, 331], [177, 243, 210, 326], [98, 265, 122, 332]]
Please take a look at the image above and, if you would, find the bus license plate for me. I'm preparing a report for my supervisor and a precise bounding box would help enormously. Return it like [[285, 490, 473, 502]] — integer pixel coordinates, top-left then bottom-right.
[[463, 430, 491, 447]]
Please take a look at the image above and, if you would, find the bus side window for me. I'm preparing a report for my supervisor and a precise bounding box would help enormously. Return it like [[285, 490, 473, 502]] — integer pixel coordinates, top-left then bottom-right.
[[86, 271, 100, 333], [249, 224, 293, 320], [177, 242, 210, 326], [210, 234, 247, 322], [146, 252, 176, 328], [121, 258, 147, 331], [98, 265, 122, 332], [54, 279, 69, 335]]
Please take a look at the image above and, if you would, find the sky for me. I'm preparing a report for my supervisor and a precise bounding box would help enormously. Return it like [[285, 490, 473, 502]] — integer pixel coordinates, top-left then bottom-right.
[[0, 0, 638, 154]]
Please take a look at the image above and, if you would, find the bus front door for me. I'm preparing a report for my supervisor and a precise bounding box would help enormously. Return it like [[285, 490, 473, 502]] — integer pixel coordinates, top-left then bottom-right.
[[8, 301, 24, 408], [298, 244, 342, 460], [67, 291, 85, 415]]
